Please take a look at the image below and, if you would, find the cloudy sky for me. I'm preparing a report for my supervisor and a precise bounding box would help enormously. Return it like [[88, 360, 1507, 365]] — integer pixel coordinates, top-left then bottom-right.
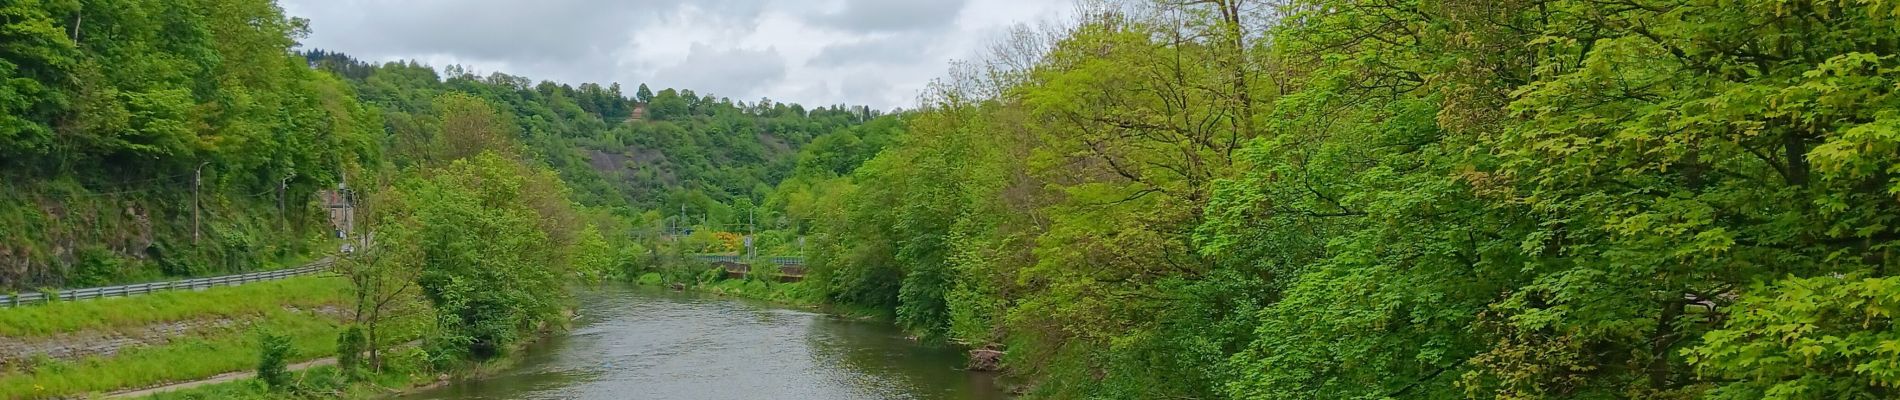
[[280, 0, 1075, 110]]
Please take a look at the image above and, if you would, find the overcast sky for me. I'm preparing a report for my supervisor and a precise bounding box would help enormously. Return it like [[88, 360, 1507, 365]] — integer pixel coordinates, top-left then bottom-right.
[[280, 0, 1075, 110]]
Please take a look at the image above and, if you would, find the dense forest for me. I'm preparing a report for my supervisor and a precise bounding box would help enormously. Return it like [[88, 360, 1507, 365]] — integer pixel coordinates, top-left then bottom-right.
[[773, 1, 1900, 399], [1, 0, 379, 288], [8, 0, 1900, 398], [0, 0, 884, 378], [0, 0, 884, 290]]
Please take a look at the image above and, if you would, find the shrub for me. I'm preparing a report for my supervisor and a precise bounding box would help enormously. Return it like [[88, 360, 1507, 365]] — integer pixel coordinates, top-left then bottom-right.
[[335, 325, 367, 380], [637, 272, 663, 286], [69, 246, 125, 287], [381, 346, 430, 375], [256, 330, 292, 390]]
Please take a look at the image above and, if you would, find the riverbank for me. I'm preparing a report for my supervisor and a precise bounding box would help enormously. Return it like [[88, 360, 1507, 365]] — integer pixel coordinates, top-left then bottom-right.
[[631, 272, 891, 321], [139, 312, 570, 399], [0, 276, 372, 399]]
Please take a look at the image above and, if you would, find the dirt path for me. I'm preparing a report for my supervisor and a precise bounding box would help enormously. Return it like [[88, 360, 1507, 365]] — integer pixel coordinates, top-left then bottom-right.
[[101, 357, 340, 399]]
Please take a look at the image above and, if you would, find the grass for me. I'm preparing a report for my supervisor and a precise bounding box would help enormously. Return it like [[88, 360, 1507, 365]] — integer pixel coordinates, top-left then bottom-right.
[[0, 311, 342, 399], [0, 276, 351, 338], [624, 270, 838, 311], [143, 347, 439, 400], [142, 325, 546, 400], [0, 275, 428, 399], [141, 365, 407, 400], [698, 278, 819, 305]]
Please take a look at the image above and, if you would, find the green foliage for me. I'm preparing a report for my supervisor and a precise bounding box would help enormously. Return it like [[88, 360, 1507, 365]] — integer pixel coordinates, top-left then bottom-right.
[[335, 325, 367, 380], [13, 0, 1900, 397], [775, 1, 1900, 399], [380, 151, 578, 361], [255, 330, 292, 390], [572, 224, 618, 283], [302, 51, 882, 219], [0, 276, 350, 337], [1688, 275, 1900, 399], [146, 344, 437, 400], [637, 272, 664, 286], [0, 308, 376, 399], [0, 0, 377, 289], [67, 246, 127, 288]]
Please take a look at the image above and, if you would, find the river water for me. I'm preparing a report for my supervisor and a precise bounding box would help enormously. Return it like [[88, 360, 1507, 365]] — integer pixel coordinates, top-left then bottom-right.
[[407, 285, 1010, 400]]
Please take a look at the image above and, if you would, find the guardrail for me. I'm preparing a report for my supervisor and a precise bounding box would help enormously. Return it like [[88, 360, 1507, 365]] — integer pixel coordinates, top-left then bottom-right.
[[690, 255, 804, 266], [0, 260, 333, 308]]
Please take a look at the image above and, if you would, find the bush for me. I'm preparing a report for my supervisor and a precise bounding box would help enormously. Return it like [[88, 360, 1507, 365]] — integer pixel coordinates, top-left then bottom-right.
[[69, 246, 125, 287], [637, 272, 663, 286], [423, 332, 472, 371], [256, 330, 292, 390], [381, 346, 430, 375], [335, 325, 366, 380]]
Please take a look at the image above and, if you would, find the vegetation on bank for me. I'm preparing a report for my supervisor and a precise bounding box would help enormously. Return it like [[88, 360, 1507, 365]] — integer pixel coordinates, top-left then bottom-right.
[[2, 0, 884, 396], [0, 276, 348, 337], [12, 0, 1900, 398], [0, 276, 428, 399], [754, 1, 1900, 399]]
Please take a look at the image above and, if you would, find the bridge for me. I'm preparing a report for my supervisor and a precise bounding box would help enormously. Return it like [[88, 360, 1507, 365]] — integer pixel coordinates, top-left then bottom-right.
[[692, 255, 805, 282]]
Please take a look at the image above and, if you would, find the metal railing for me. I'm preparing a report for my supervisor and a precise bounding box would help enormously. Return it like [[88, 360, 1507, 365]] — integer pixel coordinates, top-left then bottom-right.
[[0, 260, 333, 308], [690, 254, 804, 266]]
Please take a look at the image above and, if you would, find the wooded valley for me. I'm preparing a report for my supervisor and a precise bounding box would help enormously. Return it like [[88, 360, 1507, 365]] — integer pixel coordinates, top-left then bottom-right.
[[4, 0, 1899, 398]]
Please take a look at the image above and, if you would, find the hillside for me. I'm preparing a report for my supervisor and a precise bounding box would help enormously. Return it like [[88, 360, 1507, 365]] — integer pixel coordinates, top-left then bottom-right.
[[0, 2, 881, 289], [302, 51, 884, 218], [0, 0, 376, 290]]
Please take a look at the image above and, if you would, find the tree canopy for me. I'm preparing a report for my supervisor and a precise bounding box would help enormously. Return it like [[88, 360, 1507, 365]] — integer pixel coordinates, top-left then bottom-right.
[[782, 1, 1900, 399]]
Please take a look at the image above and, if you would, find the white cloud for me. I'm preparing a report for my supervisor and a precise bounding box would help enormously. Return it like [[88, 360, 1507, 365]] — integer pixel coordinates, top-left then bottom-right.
[[281, 0, 1076, 110]]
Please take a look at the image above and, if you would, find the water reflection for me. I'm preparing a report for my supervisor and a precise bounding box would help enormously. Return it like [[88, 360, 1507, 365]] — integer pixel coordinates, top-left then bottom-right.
[[408, 286, 1008, 400]]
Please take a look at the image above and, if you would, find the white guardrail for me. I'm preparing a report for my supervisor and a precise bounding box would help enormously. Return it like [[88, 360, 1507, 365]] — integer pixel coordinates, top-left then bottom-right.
[[0, 260, 333, 308]]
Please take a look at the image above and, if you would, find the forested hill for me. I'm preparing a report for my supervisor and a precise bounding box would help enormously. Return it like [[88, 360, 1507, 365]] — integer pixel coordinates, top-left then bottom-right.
[[301, 50, 886, 214], [0, 0, 377, 289], [0, 0, 883, 290], [779, 1, 1900, 399]]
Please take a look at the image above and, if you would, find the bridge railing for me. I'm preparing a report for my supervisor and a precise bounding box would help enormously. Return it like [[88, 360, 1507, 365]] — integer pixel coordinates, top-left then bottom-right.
[[690, 254, 804, 266], [0, 260, 333, 308]]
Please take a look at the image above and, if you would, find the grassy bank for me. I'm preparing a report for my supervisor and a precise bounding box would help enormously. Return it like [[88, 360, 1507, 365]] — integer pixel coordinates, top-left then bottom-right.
[[634, 271, 816, 305], [0, 276, 425, 399], [142, 314, 569, 400], [631, 272, 892, 320], [0, 276, 352, 337]]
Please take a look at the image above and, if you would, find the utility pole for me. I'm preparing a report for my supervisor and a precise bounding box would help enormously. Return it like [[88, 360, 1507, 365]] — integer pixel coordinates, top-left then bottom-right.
[[278, 174, 294, 233], [194, 162, 209, 245], [342, 170, 350, 240], [746, 207, 755, 259]]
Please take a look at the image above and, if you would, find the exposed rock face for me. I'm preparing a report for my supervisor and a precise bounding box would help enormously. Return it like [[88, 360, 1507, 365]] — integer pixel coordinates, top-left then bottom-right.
[[968, 348, 1006, 372]]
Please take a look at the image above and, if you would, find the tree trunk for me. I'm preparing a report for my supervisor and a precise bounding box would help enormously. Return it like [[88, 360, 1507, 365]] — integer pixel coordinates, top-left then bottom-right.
[[1647, 299, 1683, 389]]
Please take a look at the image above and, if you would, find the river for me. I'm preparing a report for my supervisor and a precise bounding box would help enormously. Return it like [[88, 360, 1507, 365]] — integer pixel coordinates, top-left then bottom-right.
[[407, 285, 1011, 400]]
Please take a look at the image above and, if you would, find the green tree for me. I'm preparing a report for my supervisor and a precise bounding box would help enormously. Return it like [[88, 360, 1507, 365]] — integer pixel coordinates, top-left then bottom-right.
[[256, 330, 292, 390]]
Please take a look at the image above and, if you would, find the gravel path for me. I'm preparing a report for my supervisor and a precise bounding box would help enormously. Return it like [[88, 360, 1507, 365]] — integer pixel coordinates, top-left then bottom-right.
[[102, 357, 339, 399]]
